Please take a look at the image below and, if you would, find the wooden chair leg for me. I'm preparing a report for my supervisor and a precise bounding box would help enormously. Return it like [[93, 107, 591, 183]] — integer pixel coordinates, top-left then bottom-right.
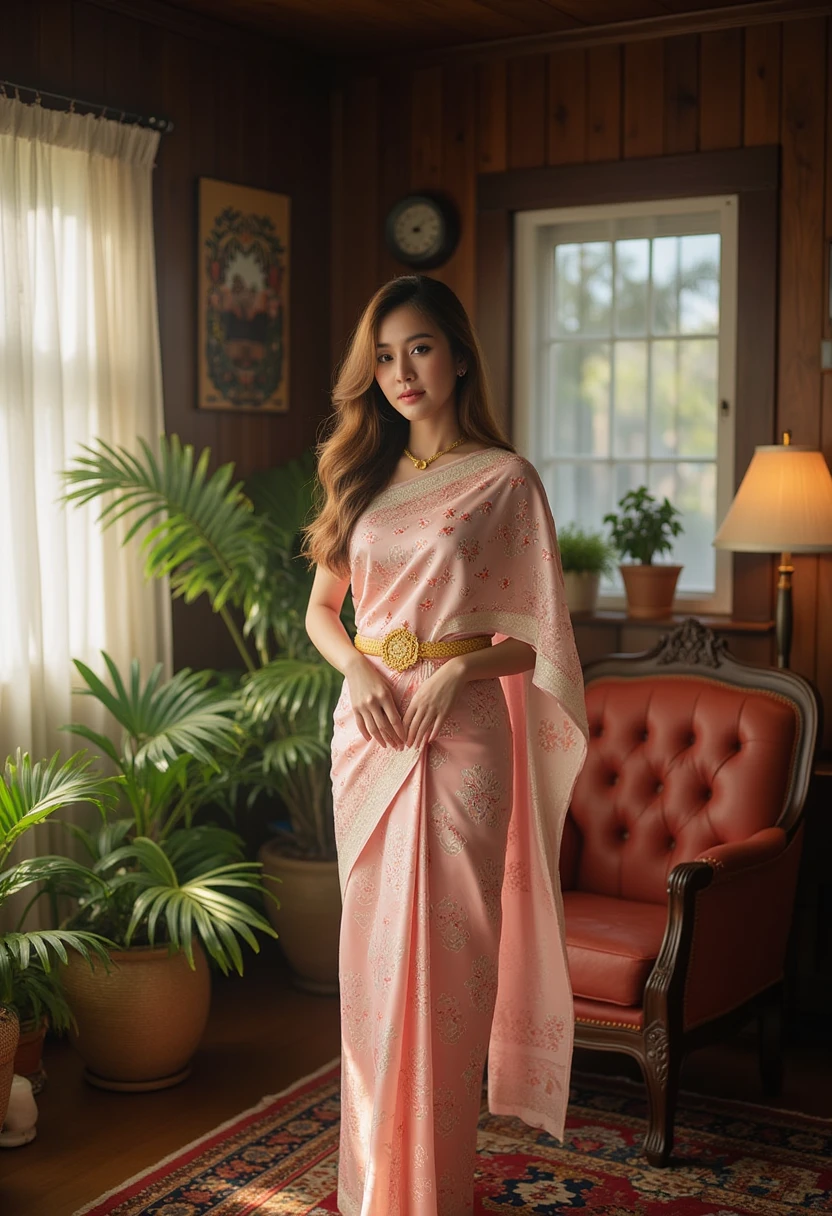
[[642, 1020, 681, 1168], [758, 985, 784, 1098]]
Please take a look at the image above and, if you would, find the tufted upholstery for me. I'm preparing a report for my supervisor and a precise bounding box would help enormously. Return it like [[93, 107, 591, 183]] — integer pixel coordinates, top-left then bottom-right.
[[567, 676, 799, 905]]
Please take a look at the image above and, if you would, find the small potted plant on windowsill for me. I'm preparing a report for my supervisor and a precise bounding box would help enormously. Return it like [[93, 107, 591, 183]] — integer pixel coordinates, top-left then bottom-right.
[[604, 486, 684, 619], [558, 524, 617, 616]]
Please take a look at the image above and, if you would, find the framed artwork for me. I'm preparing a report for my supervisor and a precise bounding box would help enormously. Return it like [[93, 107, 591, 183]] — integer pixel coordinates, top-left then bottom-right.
[[198, 178, 290, 412]]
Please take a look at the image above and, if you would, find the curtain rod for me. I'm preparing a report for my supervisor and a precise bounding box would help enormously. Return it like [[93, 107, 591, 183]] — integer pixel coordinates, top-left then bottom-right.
[[0, 79, 174, 134]]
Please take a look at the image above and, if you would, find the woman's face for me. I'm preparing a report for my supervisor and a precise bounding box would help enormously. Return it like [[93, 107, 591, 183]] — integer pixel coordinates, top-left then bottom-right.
[[374, 304, 466, 425]]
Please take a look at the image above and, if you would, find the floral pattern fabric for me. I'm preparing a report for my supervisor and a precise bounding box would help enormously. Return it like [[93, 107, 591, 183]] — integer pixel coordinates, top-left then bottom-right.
[[331, 449, 589, 1215]]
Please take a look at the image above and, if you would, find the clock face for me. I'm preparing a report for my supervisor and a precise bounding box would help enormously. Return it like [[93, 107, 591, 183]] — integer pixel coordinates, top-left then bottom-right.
[[393, 201, 444, 260], [385, 194, 459, 268]]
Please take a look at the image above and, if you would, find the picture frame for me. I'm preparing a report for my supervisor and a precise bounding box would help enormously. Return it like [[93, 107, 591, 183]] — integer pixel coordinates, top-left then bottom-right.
[[197, 178, 290, 412]]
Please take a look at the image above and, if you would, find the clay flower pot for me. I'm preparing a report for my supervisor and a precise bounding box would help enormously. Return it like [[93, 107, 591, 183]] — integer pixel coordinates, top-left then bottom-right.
[[62, 944, 211, 1091], [620, 564, 682, 619], [13, 1019, 48, 1095], [258, 843, 342, 994]]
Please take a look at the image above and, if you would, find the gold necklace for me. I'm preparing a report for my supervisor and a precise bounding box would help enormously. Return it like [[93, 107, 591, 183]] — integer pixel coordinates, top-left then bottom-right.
[[404, 436, 466, 471]]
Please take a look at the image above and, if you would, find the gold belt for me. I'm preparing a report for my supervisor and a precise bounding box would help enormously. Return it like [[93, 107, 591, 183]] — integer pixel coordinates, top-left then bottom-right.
[[354, 627, 491, 672]]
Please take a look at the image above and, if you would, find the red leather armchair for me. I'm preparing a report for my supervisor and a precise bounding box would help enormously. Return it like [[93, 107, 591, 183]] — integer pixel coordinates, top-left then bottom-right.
[[563, 619, 819, 1166]]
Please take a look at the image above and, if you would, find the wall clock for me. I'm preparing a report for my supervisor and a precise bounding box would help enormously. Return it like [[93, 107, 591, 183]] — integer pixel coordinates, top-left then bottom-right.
[[384, 193, 459, 269]]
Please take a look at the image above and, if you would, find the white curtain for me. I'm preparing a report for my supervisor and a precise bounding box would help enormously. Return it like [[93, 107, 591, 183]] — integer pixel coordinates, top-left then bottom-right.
[[0, 98, 172, 926]]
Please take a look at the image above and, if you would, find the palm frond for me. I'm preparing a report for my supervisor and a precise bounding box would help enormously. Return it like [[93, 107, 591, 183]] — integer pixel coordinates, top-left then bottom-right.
[[0, 751, 119, 864], [62, 435, 268, 614], [115, 837, 276, 975], [242, 659, 342, 736], [0, 930, 112, 1000], [262, 735, 330, 779], [70, 655, 241, 770], [0, 856, 108, 907], [245, 451, 318, 548]]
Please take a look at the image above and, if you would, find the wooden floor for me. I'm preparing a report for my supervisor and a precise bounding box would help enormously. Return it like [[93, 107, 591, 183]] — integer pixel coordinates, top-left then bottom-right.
[[2, 941, 830, 1216]]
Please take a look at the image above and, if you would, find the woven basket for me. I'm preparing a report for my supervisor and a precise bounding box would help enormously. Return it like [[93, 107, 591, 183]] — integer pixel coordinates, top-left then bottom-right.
[[0, 1007, 20, 1127], [62, 944, 211, 1091]]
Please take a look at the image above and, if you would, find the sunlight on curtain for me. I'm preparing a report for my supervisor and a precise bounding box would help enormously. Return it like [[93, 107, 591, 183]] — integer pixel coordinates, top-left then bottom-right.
[[0, 98, 172, 927]]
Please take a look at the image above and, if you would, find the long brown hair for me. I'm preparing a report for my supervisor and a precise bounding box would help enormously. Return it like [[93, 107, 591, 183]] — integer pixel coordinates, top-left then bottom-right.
[[302, 275, 513, 576]]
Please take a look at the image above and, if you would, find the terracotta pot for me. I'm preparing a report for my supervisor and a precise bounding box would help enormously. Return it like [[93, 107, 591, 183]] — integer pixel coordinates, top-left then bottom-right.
[[620, 563, 682, 619], [563, 570, 602, 616], [258, 843, 342, 995], [13, 1019, 47, 1095], [61, 944, 211, 1091], [0, 1007, 20, 1128]]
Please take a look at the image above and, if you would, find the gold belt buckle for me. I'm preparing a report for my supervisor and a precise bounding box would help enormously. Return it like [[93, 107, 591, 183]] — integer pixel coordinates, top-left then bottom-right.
[[381, 626, 420, 672]]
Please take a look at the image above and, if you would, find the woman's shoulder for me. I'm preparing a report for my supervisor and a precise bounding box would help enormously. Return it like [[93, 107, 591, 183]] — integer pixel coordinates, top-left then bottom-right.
[[486, 449, 542, 485]]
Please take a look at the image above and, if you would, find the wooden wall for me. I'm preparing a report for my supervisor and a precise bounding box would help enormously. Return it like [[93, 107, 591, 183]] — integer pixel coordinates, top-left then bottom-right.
[[332, 17, 832, 747], [1, 0, 331, 669]]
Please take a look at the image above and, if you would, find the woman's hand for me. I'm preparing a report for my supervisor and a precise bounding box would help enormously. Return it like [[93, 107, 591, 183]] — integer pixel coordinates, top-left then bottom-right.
[[402, 659, 467, 749], [345, 655, 406, 749]]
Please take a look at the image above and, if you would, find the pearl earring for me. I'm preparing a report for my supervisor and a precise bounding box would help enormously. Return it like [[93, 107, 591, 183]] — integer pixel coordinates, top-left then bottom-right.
[[457, 369, 466, 377]]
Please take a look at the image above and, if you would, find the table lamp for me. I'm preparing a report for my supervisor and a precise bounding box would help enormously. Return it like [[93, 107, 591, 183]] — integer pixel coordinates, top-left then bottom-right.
[[713, 432, 832, 669]]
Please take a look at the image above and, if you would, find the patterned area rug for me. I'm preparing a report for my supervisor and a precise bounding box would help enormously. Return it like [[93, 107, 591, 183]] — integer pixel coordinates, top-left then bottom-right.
[[75, 1057, 832, 1215]]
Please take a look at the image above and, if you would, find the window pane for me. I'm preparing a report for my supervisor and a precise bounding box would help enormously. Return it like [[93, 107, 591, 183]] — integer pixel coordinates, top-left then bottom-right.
[[650, 339, 677, 458], [612, 340, 647, 458], [678, 338, 717, 457], [549, 341, 610, 457], [614, 239, 649, 336], [679, 233, 720, 334], [544, 461, 612, 537], [649, 462, 716, 593], [651, 236, 678, 335], [554, 241, 612, 337]]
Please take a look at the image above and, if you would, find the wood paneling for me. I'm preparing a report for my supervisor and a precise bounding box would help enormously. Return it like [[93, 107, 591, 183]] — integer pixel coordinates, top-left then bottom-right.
[[441, 62, 477, 309], [475, 60, 507, 173], [587, 43, 622, 162], [700, 28, 744, 149], [624, 40, 664, 159], [744, 22, 781, 146], [663, 34, 699, 154], [507, 53, 547, 169], [547, 48, 587, 165], [134, 0, 818, 55], [778, 18, 826, 685], [2, 0, 331, 672]]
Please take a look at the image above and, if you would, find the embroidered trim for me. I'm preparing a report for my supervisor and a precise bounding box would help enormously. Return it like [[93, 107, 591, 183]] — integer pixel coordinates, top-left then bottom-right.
[[367, 448, 512, 513], [336, 745, 422, 896]]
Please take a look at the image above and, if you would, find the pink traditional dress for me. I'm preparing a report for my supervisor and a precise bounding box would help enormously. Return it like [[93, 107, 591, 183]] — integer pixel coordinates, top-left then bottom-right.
[[331, 447, 588, 1216]]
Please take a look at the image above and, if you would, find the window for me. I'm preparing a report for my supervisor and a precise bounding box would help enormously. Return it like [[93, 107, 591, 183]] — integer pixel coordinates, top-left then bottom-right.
[[514, 197, 738, 614]]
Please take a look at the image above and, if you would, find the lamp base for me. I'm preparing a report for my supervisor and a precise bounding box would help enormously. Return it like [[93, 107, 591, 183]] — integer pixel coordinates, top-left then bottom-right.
[[775, 556, 793, 670]]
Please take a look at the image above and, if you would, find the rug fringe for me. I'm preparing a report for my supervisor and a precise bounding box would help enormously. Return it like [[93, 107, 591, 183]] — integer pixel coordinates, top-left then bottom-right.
[[72, 1055, 342, 1216]]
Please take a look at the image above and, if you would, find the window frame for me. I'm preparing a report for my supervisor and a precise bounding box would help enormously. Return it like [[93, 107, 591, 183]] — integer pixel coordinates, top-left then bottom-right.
[[514, 194, 738, 614], [476, 146, 780, 624]]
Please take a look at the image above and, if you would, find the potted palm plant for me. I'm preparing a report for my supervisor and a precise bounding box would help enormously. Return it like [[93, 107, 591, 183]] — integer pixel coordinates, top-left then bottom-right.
[[558, 524, 617, 616], [0, 751, 116, 1125], [63, 440, 348, 993], [604, 486, 684, 619], [57, 653, 279, 1089]]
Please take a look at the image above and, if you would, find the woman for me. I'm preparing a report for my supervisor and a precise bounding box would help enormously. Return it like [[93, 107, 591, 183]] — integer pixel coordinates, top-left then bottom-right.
[[304, 275, 588, 1216]]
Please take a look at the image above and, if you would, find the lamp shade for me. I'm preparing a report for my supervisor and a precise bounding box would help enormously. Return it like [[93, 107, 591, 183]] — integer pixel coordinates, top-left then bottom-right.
[[714, 444, 832, 554]]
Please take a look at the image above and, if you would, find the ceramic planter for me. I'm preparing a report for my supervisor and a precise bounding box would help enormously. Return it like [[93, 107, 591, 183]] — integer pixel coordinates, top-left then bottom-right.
[[258, 843, 342, 994], [620, 564, 682, 619], [0, 1008, 20, 1130], [61, 944, 211, 1091], [563, 570, 602, 616]]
